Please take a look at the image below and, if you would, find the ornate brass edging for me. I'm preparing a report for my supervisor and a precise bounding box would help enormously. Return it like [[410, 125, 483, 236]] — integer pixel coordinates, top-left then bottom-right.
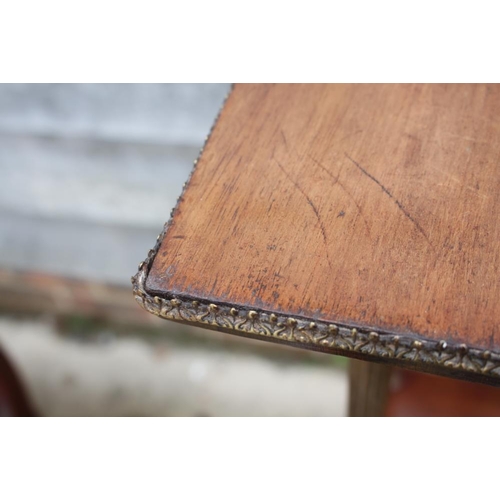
[[133, 259, 500, 383], [131, 85, 500, 384]]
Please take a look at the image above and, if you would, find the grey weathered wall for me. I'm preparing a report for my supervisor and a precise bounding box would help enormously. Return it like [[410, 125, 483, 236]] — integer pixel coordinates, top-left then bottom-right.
[[0, 84, 231, 285]]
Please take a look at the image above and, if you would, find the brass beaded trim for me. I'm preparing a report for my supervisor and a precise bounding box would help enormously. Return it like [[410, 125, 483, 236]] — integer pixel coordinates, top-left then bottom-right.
[[133, 262, 500, 381]]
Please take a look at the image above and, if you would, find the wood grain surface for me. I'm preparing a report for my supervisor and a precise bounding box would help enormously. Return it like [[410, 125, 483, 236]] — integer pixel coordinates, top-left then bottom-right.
[[144, 84, 500, 376]]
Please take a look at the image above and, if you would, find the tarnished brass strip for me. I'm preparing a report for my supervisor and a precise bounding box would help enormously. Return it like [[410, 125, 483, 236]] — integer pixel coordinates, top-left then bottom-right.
[[132, 262, 500, 381]]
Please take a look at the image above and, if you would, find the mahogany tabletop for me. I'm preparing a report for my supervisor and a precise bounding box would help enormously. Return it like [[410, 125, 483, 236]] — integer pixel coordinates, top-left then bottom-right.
[[133, 84, 500, 385]]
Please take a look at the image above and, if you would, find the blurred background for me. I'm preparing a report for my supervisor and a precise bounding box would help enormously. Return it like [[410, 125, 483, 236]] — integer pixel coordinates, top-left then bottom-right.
[[0, 84, 348, 416]]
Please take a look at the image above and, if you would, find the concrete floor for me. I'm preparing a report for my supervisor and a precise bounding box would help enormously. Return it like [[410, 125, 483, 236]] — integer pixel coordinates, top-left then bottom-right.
[[0, 316, 348, 416]]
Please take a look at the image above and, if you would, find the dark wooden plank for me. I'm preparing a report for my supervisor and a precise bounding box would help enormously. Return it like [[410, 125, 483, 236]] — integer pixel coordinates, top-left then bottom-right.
[[386, 369, 500, 416], [134, 84, 500, 384]]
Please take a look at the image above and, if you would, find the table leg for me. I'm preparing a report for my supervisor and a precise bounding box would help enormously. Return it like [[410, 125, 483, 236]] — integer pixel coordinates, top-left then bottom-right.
[[348, 358, 392, 417]]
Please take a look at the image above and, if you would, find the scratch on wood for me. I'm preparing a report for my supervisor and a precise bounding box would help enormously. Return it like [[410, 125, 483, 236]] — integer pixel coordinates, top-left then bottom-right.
[[280, 129, 288, 148], [309, 155, 371, 236], [281, 128, 304, 161], [444, 132, 489, 144], [274, 158, 333, 271], [344, 153, 432, 246], [280, 131, 370, 237]]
